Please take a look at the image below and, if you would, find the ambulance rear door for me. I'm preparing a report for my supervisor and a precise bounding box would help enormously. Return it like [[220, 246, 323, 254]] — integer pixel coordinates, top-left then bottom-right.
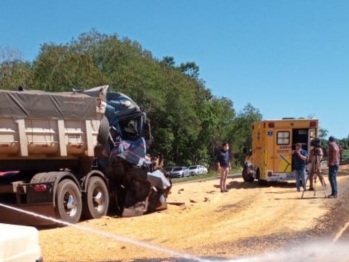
[[274, 127, 292, 174]]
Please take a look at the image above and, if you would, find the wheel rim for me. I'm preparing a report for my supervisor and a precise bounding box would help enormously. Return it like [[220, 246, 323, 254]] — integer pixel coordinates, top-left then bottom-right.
[[64, 190, 78, 217], [92, 187, 105, 212]]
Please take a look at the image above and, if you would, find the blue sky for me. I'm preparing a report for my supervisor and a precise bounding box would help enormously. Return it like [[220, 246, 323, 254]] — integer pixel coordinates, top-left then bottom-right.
[[1, 0, 348, 139]]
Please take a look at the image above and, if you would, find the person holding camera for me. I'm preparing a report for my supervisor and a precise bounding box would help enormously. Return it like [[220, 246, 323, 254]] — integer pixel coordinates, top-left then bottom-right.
[[292, 142, 308, 192], [308, 138, 325, 191]]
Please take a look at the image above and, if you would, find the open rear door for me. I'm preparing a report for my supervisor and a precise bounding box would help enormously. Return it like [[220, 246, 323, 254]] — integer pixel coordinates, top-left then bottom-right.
[[275, 129, 292, 173]]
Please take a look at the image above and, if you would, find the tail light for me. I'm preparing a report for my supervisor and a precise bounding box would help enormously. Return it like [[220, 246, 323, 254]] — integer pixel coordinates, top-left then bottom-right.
[[268, 122, 275, 128], [267, 171, 273, 177], [33, 184, 47, 192]]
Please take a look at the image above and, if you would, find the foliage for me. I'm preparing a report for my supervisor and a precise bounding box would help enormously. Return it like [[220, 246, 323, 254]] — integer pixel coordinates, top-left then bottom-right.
[[171, 167, 242, 184], [231, 103, 263, 164], [0, 46, 33, 90], [0, 30, 346, 170]]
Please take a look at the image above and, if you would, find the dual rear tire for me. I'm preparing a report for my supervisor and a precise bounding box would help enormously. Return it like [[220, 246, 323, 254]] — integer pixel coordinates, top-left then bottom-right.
[[55, 179, 82, 224], [55, 177, 110, 224], [82, 177, 110, 220]]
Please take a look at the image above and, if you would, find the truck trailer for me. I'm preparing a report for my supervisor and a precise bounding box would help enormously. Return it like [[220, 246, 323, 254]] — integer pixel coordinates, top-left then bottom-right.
[[0, 85, 171, 225]]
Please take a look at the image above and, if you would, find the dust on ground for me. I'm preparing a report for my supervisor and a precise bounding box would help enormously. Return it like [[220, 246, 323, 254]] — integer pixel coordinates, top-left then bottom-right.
[[38, 165, 349, 262]]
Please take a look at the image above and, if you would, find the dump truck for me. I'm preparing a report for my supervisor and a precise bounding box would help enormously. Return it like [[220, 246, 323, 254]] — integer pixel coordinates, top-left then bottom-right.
[[0, 85, 171, 225], [242, 118, 319, 184]]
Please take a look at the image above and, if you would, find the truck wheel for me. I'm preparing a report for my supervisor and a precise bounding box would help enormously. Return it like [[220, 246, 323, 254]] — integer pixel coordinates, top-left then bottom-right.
[[55, 179, 82, 224], [82, 177, 110, 219], [242, 163, 254, 182], [97, 116, 109, 147]]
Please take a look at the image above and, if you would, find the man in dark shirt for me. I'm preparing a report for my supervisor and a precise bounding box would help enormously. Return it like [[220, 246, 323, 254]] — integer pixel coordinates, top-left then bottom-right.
[[292, 142, 308, 192], [217, 142, 232, 193], [327, 136, 340, 198]]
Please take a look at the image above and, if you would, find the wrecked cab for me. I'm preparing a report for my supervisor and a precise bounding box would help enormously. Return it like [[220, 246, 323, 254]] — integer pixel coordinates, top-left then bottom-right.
[[94, 89, 171, 217]]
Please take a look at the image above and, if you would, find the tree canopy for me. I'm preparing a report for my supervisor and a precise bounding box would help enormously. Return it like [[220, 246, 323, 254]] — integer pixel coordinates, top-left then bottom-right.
[[2, 30, 346, 168]]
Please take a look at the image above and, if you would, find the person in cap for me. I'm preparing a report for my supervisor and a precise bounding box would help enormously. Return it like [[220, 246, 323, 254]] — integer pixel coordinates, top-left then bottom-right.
[[327, 136, 340, 198], [292, 142, 308, 192]]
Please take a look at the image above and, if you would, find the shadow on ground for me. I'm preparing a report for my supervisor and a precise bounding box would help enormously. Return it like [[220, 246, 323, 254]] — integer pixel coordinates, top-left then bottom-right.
[[107, 257, 230, 262], [217, 180, 297, 191]]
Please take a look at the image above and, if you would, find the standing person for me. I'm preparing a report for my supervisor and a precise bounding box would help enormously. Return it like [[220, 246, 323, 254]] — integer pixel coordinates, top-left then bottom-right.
[[327, 136, 340, 198], [217, 142, 232, 193], [292, 142, 308, 192], [307, 138, 326, 191]]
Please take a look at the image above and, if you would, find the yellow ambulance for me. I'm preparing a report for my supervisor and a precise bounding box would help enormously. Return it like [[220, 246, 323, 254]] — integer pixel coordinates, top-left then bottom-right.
[[242, 118, 318, 184]]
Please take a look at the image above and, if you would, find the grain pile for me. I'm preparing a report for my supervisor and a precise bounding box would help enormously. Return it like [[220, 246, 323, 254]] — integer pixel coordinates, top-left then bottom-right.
[[39, 167, 349, 261]]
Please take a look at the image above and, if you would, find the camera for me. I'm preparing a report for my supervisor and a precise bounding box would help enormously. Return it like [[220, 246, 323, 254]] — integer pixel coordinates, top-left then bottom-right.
[[310, 138, 321, 148]]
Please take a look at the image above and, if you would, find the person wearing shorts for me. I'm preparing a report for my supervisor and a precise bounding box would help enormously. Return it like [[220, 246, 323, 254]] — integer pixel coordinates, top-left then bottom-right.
[[217, 142, 232, 193]]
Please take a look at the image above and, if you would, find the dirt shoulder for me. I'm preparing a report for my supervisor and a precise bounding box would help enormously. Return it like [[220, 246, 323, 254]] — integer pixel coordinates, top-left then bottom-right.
[[39, 167, 349, 262]]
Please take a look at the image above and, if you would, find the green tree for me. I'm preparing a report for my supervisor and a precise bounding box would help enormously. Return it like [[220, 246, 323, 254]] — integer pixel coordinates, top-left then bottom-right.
[[318, 127, 329, 154], [204, 97, 235, 166], [318, 128, 328, 139], [0, 46, 33, 89], [1, 30, 272, 170], [179, 62, 200, 79], [231, 103, 263, 164], [32, 43, 107, 91]]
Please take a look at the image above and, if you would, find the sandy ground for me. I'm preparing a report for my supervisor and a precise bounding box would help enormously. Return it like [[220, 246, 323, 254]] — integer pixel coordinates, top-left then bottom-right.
[[38, 166, 349, 262]]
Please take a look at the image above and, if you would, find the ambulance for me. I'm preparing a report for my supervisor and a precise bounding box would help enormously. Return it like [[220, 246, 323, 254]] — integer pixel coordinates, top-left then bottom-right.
[[242, 118, 318, 184]]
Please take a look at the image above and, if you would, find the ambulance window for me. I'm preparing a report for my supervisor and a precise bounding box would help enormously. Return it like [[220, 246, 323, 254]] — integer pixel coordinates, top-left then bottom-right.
[[277, 131, 290, 145]]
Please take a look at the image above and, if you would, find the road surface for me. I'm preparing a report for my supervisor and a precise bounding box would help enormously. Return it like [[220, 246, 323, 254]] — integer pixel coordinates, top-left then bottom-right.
[[38, 167, 349, 262]]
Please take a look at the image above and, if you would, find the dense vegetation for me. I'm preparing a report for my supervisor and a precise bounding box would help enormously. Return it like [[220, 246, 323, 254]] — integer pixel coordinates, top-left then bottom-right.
[[0, 30, 348, 168]]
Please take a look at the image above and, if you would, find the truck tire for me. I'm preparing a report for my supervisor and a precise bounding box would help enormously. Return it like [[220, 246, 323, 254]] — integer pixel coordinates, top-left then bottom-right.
[[242, 163, 254, 182], [82, 177, 110, 219], [55, 179, 82, 224], [97, 116, 109, 147]]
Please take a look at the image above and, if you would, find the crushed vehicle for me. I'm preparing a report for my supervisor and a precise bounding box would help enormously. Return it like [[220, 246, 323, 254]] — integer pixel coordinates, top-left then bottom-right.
[[0, 85, 171, 225]]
